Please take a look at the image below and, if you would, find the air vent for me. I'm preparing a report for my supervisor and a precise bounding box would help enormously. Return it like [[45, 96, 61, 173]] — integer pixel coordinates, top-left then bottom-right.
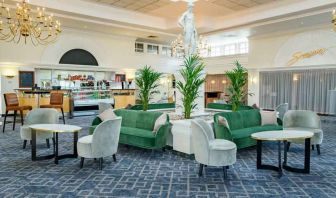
[[148, 35, 158, 38]]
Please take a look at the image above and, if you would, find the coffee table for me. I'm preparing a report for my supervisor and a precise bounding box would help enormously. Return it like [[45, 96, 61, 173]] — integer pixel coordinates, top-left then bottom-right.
[[251, 130, 314, 177], [29, 124, 82, 164]]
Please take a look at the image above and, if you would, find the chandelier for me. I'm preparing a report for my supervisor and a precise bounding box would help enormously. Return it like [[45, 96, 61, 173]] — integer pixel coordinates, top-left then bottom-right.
[[0, 0, 62, 45], [171, 0, 210, 57], [171, 34, 210, 57]]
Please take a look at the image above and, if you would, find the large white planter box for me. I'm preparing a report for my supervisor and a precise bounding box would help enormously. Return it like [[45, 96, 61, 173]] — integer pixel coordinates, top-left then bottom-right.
[[170, 119, 214, 155], [170, 119, 194, 155]]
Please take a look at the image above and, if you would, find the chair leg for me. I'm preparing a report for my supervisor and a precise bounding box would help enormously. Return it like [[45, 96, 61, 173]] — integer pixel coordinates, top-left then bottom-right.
[[2, 111, 8, 133], [20, 110, 24, 125], [23, 140, 27, 149], [52, 137, 55, 148], [99, 158, 103, 170], [316, 145, 321, 155], [312, 145, 314, 150], [198, 164, 204, 177], [286, 142, 291, 152], [113, 154, 117, 162], [61, 108, 65, 124], [223, 166, 228, 180], [80, 157, 84, 168], [13, 110, 17, 131], [46, 139, 50, 148]]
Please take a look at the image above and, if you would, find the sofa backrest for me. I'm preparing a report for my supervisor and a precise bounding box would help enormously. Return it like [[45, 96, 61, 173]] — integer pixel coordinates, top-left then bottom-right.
[[214, 109, 261, 130], [207, 103, 254, 111], [114, 109, 163, 131]]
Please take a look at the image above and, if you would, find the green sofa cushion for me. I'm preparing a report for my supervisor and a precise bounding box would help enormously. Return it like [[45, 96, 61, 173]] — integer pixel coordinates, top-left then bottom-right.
[[215, 112, 243, 130], [231, 125, 282, 139], [231, 128, 255, 139], [240, 109, 261, 128], [119, 127, 156, 148], [135, 111, 162, 131], [114, 109, 138, 128]]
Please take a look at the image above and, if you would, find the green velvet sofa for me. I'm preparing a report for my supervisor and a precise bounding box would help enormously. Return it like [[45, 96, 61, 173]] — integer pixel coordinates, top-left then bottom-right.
[[129, 103, 175, 111], [89, 109, 170, 149], [207, 103, 254, 111], [214, 109, 282, 149]]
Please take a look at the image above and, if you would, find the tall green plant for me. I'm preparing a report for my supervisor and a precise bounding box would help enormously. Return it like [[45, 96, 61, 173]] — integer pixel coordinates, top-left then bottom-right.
[[176, 55, 205, 119], [225, 61, 250, 112], [135, 66, 162, 111]]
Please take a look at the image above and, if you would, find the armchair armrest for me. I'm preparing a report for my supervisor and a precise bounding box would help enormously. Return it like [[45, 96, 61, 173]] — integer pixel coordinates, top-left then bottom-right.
[[214, 123, 233, 141], [154, 122, 171, 148]]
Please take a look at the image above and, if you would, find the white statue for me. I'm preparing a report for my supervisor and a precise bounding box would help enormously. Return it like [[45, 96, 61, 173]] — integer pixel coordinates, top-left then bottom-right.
[[178, 0, 198, 55]]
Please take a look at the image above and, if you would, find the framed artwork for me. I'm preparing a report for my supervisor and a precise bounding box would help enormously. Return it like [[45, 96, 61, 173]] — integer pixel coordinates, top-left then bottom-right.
[[19, 71, 35, 88]]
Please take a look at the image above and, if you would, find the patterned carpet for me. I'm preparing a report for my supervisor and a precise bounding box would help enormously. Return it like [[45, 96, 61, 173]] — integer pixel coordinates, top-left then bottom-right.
[[0, 115, 335, 198]]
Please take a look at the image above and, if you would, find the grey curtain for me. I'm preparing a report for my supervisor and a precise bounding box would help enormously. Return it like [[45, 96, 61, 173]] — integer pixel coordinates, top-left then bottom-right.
[[259, 69, 336, 114]]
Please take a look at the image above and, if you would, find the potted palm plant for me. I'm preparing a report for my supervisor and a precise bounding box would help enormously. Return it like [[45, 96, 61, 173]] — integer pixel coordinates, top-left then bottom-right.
[[135, 66, 162, 111], [225, 61, 251, 112], [176, 55, 205, 119]]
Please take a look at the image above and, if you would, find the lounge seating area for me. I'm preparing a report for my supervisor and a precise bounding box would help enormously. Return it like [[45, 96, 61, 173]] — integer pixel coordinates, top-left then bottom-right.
[[1, 0, 336, 197]]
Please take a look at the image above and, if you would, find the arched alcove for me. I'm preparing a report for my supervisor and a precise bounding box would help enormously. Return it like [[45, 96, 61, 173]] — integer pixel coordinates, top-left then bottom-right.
[[59, 49, 98, 66]]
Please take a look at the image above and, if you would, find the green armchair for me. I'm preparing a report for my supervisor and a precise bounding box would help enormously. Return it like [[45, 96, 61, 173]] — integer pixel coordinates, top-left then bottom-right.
[[90, 109, 170, 150]]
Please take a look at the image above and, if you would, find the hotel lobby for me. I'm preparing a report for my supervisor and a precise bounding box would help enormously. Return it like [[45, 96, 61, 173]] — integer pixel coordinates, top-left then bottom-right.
[[1, 0, 336, 197]]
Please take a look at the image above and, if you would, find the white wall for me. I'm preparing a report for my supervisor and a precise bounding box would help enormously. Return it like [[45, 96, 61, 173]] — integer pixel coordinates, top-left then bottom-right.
[[247, 27, 336, 106], [0, 28, 181, 114]]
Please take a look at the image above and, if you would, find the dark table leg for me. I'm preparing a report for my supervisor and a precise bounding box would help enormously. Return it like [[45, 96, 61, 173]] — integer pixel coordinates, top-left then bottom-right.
[[73, 132, 78, 157], [283, 138, 311, 174], [256, 140, 282, 177], [55, 133, 59, 164], [31, 129, 37, 161]]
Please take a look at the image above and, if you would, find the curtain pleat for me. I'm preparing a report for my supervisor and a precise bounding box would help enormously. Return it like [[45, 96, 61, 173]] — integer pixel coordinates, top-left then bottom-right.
[[259, 69, 336, 114]]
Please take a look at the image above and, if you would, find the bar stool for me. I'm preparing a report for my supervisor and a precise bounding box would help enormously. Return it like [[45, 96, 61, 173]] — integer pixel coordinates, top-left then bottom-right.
[[40, 92, 65, 124], [3, 93, 32, 133]]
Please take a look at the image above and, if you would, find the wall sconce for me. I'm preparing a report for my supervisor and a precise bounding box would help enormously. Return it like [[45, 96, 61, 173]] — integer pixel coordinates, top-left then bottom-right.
[[251, 77, 258, 84], [293, 74, 299, 81], [211, 80, 215, 84], [5, 75, 15, 78], [222, 80, 227, 84]]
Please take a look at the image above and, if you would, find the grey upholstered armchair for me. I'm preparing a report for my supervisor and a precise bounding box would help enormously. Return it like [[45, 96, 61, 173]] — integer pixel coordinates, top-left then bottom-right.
[[20, 108, 59, 149], [283, 110, 323, 155], [191, 119, 237, 179], [77, 117, 122, 170], [276, 103, 289, 121]]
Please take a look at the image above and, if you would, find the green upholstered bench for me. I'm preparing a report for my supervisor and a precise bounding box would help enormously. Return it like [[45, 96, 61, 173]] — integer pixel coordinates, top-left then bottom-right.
[[207, 103, 254, 111], [90, 109, 170, 150], [214, 109, 282, 149], [129, 103, 175, 111]]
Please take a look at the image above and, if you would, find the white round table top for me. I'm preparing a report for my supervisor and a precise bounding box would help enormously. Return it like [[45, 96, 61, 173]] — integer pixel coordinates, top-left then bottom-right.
[[29, 124, 82, 133], [251, 130, 314, 141]]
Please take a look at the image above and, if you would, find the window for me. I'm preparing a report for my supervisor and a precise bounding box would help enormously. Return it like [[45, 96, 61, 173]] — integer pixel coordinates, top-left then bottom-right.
[[204, 41, 249, 57], [135, 42, 144, 53], [147, 44, 159, 54], [162, 46, 172, 56]]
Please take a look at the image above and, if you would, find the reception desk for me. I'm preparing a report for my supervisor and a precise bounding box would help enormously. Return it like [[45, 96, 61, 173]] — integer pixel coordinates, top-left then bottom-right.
[[16, 89, 72, 115], [16, 88, 136, 116]]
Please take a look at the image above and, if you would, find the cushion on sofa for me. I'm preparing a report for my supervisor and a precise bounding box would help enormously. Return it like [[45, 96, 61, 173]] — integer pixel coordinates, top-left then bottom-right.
[[119, 127, 156, 148], [250, 125, 283, 133], [135, 111, 162, 131], [153, 113, 167, 133], [98, 108, 117, 121], [260, 111, 278, 126], [217, 115, 230, 129], [216, 112, 243, 130], [240, 109, 261, 128], [114, 109, 138, 128], [231, 128, 255, 139]]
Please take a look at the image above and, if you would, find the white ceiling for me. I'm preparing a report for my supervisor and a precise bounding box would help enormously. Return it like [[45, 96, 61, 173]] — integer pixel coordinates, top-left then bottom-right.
[[82, 0, 279, 18]]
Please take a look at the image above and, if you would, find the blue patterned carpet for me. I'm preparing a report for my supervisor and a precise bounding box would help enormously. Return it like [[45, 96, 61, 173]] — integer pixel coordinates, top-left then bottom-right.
[[0, 115, 335, 198]]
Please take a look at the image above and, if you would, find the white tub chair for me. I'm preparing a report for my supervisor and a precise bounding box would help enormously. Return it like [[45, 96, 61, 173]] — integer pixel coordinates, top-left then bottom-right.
[[20, 108, 59, 149], [191, 119, 237, 179], [283, 110, 323, 155], [77, 117, 122, 170]]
